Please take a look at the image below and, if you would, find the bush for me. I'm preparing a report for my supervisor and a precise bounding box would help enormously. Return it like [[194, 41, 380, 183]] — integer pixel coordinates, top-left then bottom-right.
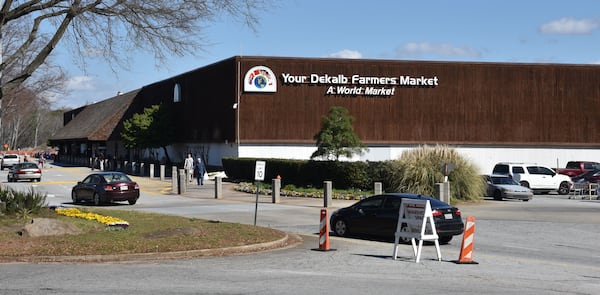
[[222, 157, 371, 190], [386, 145, 484, 202], [0, 186, 48, 216], [222, 146, 485, 201]]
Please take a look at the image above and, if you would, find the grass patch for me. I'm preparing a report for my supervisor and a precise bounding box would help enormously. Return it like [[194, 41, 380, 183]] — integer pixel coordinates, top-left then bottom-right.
[[234, 182, 372, 200], [0, 208, 286, 259]]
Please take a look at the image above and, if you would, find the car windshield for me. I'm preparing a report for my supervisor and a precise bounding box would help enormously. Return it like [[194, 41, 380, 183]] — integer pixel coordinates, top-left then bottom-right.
[[491, 176, 519, 185], [103, 173, 132, 183], [18, 163, 38, 169]]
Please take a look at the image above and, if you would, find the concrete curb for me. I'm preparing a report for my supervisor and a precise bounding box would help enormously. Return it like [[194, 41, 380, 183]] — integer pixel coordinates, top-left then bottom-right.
[[1, 233, 303, 264]]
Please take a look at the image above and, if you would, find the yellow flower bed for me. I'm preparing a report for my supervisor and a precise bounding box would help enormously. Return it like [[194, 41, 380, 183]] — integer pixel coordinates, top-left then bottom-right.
[[55, 207, 129, 227]]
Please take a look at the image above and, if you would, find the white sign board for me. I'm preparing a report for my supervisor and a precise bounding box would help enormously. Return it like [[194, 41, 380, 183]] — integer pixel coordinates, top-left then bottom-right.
[[392, 198, 441, 263], [254, 161, 266, 181]]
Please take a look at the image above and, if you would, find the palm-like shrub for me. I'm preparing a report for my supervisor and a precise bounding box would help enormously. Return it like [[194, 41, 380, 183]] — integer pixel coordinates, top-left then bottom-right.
[[0, 186, 48, 216], [387, 145, 484, 202]]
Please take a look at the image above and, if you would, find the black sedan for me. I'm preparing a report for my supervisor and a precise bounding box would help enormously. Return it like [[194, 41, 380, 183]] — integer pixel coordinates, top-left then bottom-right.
[[71, 172, 140, 205], [329, 193, 464, 244]]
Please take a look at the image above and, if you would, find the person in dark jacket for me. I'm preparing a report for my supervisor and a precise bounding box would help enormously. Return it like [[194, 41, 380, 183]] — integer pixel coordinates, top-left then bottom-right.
[[193, 158, 206, 185]]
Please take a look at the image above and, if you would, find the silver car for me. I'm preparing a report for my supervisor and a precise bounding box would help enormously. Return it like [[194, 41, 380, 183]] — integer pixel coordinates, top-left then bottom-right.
[[484, 174, 533, 201], [7, 162, 42, 182]]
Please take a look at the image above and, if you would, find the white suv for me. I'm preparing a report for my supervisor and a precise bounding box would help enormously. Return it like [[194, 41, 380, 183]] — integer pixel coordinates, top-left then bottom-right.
[[492, 162, 572, 195], [1, 154, 20, 170]]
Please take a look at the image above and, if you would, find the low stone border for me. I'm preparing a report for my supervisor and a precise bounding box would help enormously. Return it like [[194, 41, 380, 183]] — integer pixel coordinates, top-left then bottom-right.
[[0, 233, 302, 263]]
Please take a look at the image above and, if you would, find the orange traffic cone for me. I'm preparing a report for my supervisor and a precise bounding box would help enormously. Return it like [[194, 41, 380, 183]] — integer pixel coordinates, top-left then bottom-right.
[[312, 208, 335, 252], [456, 216, 478, 264]]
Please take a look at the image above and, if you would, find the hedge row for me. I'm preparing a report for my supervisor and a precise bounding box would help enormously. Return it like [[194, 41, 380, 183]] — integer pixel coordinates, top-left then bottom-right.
[[222, 157, 392, 190]]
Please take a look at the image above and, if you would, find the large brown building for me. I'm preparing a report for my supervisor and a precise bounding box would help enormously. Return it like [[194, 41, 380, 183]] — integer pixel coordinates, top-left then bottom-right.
[[50, 56, 600, 173]]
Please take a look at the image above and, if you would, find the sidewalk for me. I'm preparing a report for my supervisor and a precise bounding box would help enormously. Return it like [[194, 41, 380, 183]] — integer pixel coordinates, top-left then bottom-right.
[[48, 163, 356, 209], [131, 174, 355, 209]]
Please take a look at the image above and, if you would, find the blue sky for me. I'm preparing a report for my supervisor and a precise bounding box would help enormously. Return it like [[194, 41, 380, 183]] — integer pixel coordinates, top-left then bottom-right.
[[54, 0, 600, 108]]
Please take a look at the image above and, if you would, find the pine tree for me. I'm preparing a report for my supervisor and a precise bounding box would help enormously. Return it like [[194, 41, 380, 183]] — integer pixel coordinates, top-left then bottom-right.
[[311, 106, 366, 161]]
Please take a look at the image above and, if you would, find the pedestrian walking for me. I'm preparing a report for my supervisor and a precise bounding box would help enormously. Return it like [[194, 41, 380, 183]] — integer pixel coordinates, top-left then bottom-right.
[[193, 157, 206, 185], [38, 153, 45, 168], [184, 153, 194, 183]]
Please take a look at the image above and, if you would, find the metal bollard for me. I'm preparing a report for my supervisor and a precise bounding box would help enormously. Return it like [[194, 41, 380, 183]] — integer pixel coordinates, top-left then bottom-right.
[[374, 182, 382, 195], [215, 176, 222, 199], [272, 178, 281, 203], [323, 181, 333, 208], [150, 163, 155, 179], [171, 166, 177, 193], [178, 169, 186, 194]]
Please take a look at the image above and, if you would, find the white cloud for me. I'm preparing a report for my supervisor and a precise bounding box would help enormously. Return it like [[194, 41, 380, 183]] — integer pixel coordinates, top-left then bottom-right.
[[66, 76, 95, 91], [540, 18, 598, 34], [328, 49, 363, 59], [396, 42, 481, 58]]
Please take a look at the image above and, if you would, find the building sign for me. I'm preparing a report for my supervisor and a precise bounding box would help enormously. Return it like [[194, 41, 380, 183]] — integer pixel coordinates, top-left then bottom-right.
[[244, 66, 277, 92], [244, 65, 438, 97], [281, 73, 438, 97]]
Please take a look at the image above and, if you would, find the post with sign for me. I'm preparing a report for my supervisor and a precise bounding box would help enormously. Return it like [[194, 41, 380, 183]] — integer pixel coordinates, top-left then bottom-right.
[[253, 161, 266, 226], [392, 199, 441, 263]]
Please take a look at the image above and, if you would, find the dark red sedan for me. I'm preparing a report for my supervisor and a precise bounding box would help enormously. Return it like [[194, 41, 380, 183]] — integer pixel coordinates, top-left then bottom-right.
[[71, 172, 139, 205]]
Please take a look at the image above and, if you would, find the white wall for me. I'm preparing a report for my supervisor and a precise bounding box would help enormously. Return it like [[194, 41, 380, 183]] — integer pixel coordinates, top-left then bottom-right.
[[162, 143, 600, 173], [237, 144, 600, 174]]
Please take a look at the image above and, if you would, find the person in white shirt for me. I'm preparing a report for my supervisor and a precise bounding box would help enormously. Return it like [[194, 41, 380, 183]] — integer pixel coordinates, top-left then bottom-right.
[[184, 153, 194, 183]]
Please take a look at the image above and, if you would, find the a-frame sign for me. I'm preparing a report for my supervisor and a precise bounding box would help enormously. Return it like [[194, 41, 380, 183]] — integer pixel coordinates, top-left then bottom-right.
[[392, 198, 441, 263]]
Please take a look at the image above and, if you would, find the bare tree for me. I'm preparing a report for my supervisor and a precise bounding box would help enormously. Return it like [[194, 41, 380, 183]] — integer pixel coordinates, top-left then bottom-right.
[[0, 0, 267, 103]]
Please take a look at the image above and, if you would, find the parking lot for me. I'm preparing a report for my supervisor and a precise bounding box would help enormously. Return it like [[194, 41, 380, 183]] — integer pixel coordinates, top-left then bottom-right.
[[1, 166, 600, 294]]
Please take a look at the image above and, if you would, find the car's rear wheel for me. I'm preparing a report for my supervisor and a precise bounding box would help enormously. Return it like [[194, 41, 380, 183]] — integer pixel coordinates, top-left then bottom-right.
[[493, 190, 502, 201], [128, 199, 137, 205], [93, 193, 101, 206], [519, 181, 530, 188], [333, 219, 349, 237], [438, 236, 453, 245], [71, 191, 79, 204], [399, 225, 411, 243], [558, 182, 570, 195]]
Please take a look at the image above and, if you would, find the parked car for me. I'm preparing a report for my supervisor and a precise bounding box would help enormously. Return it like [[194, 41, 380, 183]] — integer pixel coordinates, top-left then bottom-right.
[[492, 162, 572, 195], [1, 154, 20, 170], [556, 161, 600, 177], [329, 193, 464, 244], [571, 169, 600, 183], [569, 169, 600, 195], [484, 174, 533, 201], [7, 162, 42, 182], [71, 172, 140, 205]]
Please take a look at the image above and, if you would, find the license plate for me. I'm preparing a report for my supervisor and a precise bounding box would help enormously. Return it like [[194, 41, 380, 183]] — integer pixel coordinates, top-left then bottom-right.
[[444, 213, 453, 219], [120, 186, 128, 191]]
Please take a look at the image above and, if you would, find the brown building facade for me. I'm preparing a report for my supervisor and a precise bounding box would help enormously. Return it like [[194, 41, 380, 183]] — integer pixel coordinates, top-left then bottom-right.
[[50, 56, 600, 172]]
